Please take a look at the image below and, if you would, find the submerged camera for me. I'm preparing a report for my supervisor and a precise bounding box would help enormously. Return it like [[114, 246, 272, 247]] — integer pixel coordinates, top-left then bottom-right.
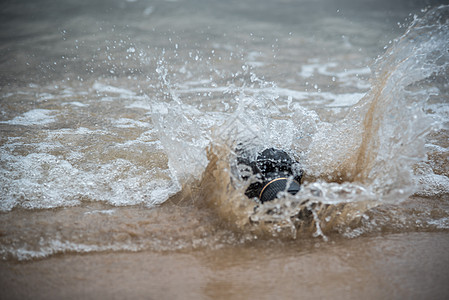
[[237, 148, 303, 203]]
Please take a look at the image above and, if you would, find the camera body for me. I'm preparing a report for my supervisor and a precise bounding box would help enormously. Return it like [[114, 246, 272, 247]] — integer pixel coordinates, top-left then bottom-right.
[[237, 148, 303, 203]]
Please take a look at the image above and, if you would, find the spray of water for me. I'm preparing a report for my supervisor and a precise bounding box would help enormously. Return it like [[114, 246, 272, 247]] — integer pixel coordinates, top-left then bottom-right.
[[152, 6, 449, 239]]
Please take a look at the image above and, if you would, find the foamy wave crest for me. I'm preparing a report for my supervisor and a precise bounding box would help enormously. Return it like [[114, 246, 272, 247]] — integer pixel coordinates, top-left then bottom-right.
[[0, 240, 143, 261]]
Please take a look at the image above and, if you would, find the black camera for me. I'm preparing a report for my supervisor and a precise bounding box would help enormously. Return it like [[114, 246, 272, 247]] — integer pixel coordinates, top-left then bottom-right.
[[237, 148, 303, 203]]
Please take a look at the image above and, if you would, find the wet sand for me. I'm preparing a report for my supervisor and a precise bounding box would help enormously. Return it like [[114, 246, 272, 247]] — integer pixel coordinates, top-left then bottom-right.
[[1, 232, 448, 300]]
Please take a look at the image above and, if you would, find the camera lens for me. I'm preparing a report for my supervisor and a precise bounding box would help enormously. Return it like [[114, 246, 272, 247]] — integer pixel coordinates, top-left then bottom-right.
[[238, 148, 303, 202]]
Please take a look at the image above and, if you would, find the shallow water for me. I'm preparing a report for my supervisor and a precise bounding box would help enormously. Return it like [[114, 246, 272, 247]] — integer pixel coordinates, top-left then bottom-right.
[[1, 232, 449, 300], [1, 0, 449, 297]]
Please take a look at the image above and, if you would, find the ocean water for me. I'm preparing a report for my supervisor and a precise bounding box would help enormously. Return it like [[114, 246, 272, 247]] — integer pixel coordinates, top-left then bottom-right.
[[0, 0, 448, 263]]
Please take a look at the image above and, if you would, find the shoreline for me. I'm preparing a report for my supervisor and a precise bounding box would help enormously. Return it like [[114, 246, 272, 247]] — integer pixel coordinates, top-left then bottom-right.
[[2, 231, 448, 300]]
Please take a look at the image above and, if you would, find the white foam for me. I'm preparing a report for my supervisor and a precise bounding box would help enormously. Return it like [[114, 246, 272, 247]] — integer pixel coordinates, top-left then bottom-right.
[[84, 209, 116, 215], [247, 61, 265, 68], [92, 82, 135, 96], [298, 62, 371, 89], [126, 101, 153, 110], [147, 178, 181, 206], [427, 217, 449, 229], [62, 101, 89, 107], [425, 143, 448, 152], [1, 240, 142, 261], [299, 62, 370, 78], [0, 152, 81, 211], [0, 109, 56, 126], [37, 93, 56, 102], [1, 92, 15, 98], [0, 136, 177, 211], [112, 118, 151, 128], [211, 42, 234, 51], [47, 127, 110, 137], [417, 174, 449, 197]]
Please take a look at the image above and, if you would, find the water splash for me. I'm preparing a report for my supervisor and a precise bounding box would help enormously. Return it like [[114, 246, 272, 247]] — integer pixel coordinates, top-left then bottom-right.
[[153, 5, 449, 239]]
